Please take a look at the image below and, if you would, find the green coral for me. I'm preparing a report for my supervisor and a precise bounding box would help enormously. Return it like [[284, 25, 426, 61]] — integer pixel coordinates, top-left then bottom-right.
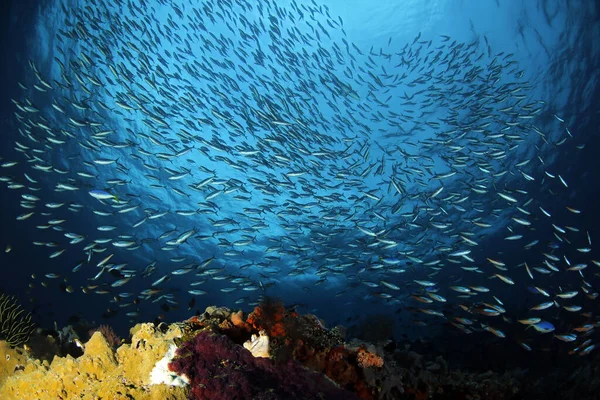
[[0, 293, 35, 347]]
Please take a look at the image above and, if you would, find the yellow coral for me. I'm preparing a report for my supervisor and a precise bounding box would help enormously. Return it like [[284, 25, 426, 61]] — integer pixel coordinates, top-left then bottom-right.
[[0, 324, 188, 400], [0, 341, 29, 387]]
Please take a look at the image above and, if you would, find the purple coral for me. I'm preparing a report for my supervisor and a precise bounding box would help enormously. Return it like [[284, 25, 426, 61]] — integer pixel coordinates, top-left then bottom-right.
[[169, 331, 360, 400]]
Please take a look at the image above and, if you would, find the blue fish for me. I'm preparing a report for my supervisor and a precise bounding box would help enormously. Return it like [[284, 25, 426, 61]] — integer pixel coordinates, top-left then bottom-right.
[[531, 321, 555, 333], [527, 286, 538, 294]]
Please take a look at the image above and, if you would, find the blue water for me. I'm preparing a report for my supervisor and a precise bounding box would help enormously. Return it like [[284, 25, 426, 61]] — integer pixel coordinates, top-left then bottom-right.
[[0, 0, 599, 368]]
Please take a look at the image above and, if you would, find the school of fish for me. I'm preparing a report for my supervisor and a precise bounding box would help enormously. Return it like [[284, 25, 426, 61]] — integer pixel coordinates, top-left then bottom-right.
[[0, 0, 597, 357]]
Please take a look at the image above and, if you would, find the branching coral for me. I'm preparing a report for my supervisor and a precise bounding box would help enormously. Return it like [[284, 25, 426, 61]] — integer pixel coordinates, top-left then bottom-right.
[[0, 294, 35, 347]]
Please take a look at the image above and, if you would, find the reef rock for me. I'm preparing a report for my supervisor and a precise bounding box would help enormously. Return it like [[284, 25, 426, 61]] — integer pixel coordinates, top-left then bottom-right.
[[0, 323, 188, 400]]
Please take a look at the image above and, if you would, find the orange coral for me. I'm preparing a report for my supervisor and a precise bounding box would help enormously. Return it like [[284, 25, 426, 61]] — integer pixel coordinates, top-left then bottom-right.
[[230, 310, 245, 327], [245, 306, 261, 328], [356, 348, 383, 368], [245, 301, 287, 337], [187, 315, 202, 326]]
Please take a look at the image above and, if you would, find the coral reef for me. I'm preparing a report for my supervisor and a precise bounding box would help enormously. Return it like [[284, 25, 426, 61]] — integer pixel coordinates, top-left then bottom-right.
[[0, 294, 35, 347], [0, 323, 188, 400], [169, 330, 359, 400], [177, 302, 557, 400], [182, 302, 385, 399], [0, 302, 598, 400]]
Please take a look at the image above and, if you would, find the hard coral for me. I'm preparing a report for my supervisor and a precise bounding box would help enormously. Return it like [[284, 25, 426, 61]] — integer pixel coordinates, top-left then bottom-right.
[[169, 331, 360, 400]]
